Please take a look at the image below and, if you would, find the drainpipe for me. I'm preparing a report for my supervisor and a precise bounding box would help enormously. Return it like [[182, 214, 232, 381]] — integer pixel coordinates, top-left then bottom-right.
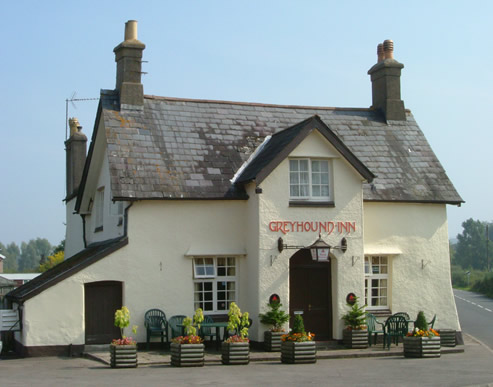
[[123, 202, 133, 237], [81, 214, 87, 248]]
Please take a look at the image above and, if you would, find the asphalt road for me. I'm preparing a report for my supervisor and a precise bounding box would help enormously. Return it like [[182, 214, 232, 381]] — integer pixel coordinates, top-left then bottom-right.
[[454, 288, 493, 350], [0, 337, 492, 387]]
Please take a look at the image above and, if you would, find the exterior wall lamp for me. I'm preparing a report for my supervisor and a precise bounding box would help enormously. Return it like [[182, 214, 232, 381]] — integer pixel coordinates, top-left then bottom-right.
[[277, 234, 347, 262]]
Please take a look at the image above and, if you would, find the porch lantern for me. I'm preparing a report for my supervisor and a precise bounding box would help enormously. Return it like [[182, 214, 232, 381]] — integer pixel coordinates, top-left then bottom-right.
[[309, 235, 331, 261]]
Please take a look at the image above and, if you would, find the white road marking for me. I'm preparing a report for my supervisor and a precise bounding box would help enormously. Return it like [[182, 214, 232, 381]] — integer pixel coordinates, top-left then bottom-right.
[[454, 294, 493, 312]]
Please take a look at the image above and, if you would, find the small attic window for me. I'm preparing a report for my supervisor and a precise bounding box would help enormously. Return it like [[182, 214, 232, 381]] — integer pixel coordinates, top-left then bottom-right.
[[95, 187, 105, 232], [289, 159, 332, 203]]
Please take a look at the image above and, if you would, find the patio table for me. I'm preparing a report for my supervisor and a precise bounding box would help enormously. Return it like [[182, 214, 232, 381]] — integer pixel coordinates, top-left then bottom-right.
[[177, 322, 229, 350]]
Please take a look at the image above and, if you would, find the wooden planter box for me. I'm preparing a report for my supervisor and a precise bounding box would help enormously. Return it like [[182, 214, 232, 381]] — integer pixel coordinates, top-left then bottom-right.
[[109, 344, 138, 368], [221, 342, 250, 365], [264, 331, 285, 352], [343, 329, 368, 349], [438, 329, 456, 347], [281, 341, 316, 364], [403, 336, 441, 358], [170, 343, 205, 367]]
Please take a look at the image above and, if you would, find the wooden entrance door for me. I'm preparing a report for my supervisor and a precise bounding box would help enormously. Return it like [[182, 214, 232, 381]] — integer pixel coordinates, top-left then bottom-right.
[[289, 249, 332, 340], [85, 281, 122, 344]]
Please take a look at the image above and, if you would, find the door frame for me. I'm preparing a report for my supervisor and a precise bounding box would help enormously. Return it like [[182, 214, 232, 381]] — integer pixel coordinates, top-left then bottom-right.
[[289, 249, 333, 340]]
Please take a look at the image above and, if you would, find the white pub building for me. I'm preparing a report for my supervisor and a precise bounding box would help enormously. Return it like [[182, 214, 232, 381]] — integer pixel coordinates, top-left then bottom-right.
[[7, 21, 463, 356]]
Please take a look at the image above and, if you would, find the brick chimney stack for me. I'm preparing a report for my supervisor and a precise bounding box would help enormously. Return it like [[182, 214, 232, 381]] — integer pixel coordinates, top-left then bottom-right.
[[368, 39, 406, 121], [65, 117, 87, 199], [114, 20, 145, 107]]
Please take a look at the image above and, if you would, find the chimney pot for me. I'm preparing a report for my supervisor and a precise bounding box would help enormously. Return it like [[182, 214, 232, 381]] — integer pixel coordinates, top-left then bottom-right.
[[383, 39, 394, 59], [124, 20, 138, 41], [377, 43, 384, 63]]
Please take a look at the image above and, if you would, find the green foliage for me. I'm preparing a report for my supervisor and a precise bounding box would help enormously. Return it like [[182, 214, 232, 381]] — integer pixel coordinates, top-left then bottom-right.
[[471, 272, 493, 298], [0, 242, 19, 272], [0, 238, 66, 273], [182, 308, 204, 336], [415, 311, 429, 331], [292, 314, 305, 334], [341, 295, 366, 329], [38, 251, 64, 272], [114, 306, 131, 339], [455, 219, 493, 270], [18, 238, 52, 272], [227, 302, 249, 340], [259, 301, 290, 332]]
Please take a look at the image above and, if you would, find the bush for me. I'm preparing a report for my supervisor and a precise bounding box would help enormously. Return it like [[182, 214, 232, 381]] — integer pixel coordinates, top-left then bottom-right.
[[471, 272, 493, 298], [415, 311, 428, 331]]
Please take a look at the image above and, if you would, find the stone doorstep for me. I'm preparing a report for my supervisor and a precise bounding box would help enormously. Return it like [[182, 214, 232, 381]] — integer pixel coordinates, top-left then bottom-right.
[[84, 345, 464, 367]]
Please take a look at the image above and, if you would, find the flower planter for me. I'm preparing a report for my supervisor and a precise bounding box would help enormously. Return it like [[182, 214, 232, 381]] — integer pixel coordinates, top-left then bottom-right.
[[437, 329, 456, 347], [343, 329, 368, 349], [170, 343, 205, 367], [403, 336, 440, 358], [264, 331, 285, 352], [281, 341, 317, 364], [110, 344, 138, 368], [221, 342, 250, 365]]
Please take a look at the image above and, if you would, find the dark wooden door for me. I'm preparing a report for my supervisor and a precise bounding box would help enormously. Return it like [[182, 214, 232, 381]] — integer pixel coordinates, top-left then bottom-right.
[[290, 249, 332, 340], [85, 281, 122, 344]]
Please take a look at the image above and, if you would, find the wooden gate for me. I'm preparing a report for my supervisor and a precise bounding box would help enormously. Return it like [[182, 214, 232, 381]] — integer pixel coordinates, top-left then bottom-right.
[[85, 281, 122, 344], [289, 249, 332, 340]]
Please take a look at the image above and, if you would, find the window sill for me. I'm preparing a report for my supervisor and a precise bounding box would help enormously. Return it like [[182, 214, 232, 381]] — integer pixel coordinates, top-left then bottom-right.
[[94, 226, 103, 233], [289, 201, 335, 208]]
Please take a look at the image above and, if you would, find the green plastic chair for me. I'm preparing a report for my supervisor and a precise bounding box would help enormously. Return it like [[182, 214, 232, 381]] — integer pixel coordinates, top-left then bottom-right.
[[144, 309, 168, 350], [366, 313, 385, 347], [428, 314, 436, 329], [168, 315, 186, 338], [383, 315, 407, 349], [200, 315, 217, 342], [392, 312, 411, 332]]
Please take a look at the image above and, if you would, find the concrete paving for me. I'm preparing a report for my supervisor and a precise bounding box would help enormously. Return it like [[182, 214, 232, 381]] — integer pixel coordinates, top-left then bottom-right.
[[1, 335, 492, 387], [85, 339, 464, 366]]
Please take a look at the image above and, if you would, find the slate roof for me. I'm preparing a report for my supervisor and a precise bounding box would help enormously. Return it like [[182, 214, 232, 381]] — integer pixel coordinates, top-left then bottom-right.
[[235, 115, 375, 185], [6, 237, 128, 303], [95, 90, 463, 204]]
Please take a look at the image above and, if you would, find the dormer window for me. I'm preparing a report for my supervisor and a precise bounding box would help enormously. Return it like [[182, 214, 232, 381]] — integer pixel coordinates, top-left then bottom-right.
[[289, 159, 332, 203]]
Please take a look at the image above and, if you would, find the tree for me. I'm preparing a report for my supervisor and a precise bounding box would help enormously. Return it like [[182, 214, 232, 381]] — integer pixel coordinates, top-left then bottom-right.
[[0, 242, 20, 273], [455, 219, 493, 270], [18, 238, 52, 272], [52, 240, 65, 255], [38, 251, 64, 272]]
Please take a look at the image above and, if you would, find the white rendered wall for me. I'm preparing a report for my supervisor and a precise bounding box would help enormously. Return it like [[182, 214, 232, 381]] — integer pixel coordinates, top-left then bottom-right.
[[255, 130, 366, 340], [364, 202, 460, 330], [64, 198, 85, 259], [19, 200, 248, 347]]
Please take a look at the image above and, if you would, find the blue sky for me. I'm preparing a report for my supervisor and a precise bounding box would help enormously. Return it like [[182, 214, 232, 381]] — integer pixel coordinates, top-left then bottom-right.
[[1, 0, 491, 246]]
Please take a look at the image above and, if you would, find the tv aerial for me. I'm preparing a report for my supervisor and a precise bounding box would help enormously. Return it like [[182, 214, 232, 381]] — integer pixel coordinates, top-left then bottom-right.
[[65, 92, 99, 140]]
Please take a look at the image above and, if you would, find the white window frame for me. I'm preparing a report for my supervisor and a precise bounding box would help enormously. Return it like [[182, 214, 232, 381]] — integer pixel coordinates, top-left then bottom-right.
[[364, 255, 389, 309], [289, 158, 332, 201], [95, 187, 105, 230], [193, 256, 237, 314]]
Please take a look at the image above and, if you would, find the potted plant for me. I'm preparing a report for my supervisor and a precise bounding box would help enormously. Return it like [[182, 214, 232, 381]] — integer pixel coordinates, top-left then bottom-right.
[[259, 300, 289, 351], [341, 295, 368, 349], [404, 311, 440, 358], [110, 306, 138, 368], [222, 302, 250, 365], [280, 314, 316, 364], [170, 308, 205, 367]]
